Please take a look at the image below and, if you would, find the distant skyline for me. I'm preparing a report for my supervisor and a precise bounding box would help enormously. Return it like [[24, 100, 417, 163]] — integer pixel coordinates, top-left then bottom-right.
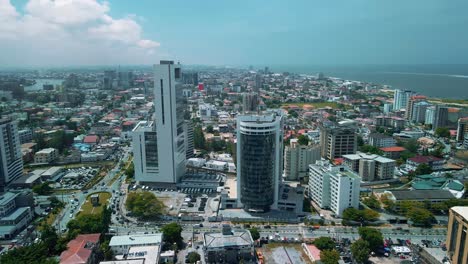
[[2, 0, 468, 66]]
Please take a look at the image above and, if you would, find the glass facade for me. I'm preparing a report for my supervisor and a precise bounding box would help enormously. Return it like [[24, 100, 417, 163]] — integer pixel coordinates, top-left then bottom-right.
[[144, 131, 158, 167], [239, 132, 276, 212]]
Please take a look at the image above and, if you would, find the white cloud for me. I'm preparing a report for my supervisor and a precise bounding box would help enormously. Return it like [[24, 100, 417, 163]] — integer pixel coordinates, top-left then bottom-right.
[[0, 0, 160, 65]]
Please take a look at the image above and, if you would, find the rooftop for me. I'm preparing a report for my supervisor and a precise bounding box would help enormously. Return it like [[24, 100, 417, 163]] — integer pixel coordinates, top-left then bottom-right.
[[408, 155, 443, 163], [204, 230, 253, 249], [451, 206, 468, 221], [109, 234, 162, 247], [60, 233, 100, 264], [390, 190, 455, 201], [380, 146, 406, 152]]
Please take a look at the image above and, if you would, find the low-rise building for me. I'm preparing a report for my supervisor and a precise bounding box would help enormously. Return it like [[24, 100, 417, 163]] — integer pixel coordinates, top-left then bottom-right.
[[0, 192, 34, 239], [203, 225, 255, 264], [380, 146, 406, 159], [109, 234, 162, 255], [407, 155, 445, 171], [34, 148, 58, 164], [368, 133, 397, 148], [384, 190, 455, 212], [60, 233, 100, 264]]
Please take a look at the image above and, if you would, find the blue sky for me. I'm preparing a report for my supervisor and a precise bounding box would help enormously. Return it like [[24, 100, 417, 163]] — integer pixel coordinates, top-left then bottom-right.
[[2, 0, 468, 66]]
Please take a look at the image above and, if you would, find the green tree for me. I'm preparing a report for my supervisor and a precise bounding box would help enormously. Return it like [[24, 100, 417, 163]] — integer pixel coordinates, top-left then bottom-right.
[[288, 110, 299, 118], [193, 125, 206, 150], [403, 139, 419, 153], [125, 163, 135, 179], [249, 227, 260, 240], [125, 191, 165, 220], [380, 194, 395, 212], [206, 125, 214, 133], [297, 134, 310, 146], [435, 127, 450, 138], [407, 207, 434, 227], [358, 227, 383, 251], [414, 163, 432, 175], [161, 223, 183, 249], [32, 182, 53, 195], [359, 144, 384, 155], [357, 135, 364, 147], [313, 236, 336, 251], [186, 252, 201, 263], [362, 194, 381, 210], [351, 239, 370, 263], [320, 249, 340, 264]]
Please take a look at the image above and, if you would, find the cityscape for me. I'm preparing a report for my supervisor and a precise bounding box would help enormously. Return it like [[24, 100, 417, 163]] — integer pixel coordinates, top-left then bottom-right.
[[1, 1, 468, 264]]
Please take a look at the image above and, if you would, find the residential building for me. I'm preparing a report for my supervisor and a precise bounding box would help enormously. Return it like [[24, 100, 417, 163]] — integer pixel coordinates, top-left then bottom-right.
[[284, 139, 320, 181], [237, 112, 284, 213], [446, 207, 468, 264], [393, 89, 414, 111], [407, 155, 444, 171], [405, 95, 426, 120], [433, 105, 449, 130], [425, 106, 436, 125], [0, 191, 33, 239], [343, 152, 396, 181], [34, 148, 58, 164], [203, 225, 255, 264], [60, 233, 100, 264], [199, 103, 218, 119], [242, 92, 259, 113], [412, 101, 431, 124], [109, 234, 162, 255], [368, 133, 396, 148], [383, 103, 393, 114], [380, 146, 406, 159], [457, 117, 468, 142], [308, 160, 360, 217], [0, 118, 23, 191], [17, 129, 33, 144], [319, 121, 357, 160]]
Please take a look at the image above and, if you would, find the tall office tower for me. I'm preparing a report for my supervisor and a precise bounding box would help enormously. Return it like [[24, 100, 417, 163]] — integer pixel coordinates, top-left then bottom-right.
[[184, 120, 195, 159], [242, 93, 259, 113], [236, 112, 284, 213], [457, 117, 468, 142], [383, 103, 393, 114], [103, 70, 116, 90], [425, 106, 436, 125], [132, 121, 158, 182], [254, 74, 262, 92], [446, 207, 468, 264], [154, 61, 187, 183], [433, 105, 449, 130], [393, 89, 414, 111], [0, 118, 24, 191], [308, 160, 360, 217], [284, 139, 320, 181], [319, 121, 357, 160], [412, 101, 431, 124], [405, 95, 426, 120], [118, 71, 133, 89]]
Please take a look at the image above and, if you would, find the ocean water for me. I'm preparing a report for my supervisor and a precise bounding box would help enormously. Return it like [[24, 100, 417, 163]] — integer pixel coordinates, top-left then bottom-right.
[[276, 64, 468, 99]]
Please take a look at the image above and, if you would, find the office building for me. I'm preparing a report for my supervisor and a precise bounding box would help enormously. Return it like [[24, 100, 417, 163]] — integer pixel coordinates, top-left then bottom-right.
[[203, 225, 255, 264], [368, 133, 396, 148], [457, 117, 468, 142], [393, 89, 414, 111], [0, 191, 33, 239], [343, 152, 396, 182], [412, 101, 431, 124], [132, 121, 159, 183], [0, 118, 24, 190], [184, 120, 195, 159], [405, 95, 426, 120], [103, 70, 116, 90], [433, 105, 449, 130], [319, 121, 357, 160], [383, 103, 393, 114], [284, 139, 320, 181], [308, 160, 360, 217], [242, 93, 259, 113], [425, 106, 436, 125], [181, 72, 199, 86], [118, 71, 133, 89], [447, 206, 468, 264], [254, 73, 262, 91], [237, 112, 284, 213]]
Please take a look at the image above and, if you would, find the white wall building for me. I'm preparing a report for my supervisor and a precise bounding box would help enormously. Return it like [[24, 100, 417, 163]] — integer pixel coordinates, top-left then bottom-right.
[[393, 89, 414, 111], [284, 139, 320, 181], [34, 148, 58, 164], [308, 160, 360, 217], [343, 152, 396, 181], [0, 118, 23, 190]]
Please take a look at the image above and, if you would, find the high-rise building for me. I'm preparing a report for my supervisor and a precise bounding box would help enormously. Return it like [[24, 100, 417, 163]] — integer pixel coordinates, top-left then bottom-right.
[[103, 70, 116, 90], [308, 160, 360, 217], [254, 74, 262, 92], [393, 89, 414, 111], [0, 118, 24, 191], [319, 121, 357, 160], [457, 117, 468, 142], [446, 207, 468, 264], [181, 72, 199, 86], [433, 105, 449, 130], [425, 106, 436, 125], [405, 95, 426, 120], [284, 139, 320, 181], [343, 152, 396, 182], [236, 112, 284, 213], [132, 61, 187, 185], [412, 101, 431, 124], [242, 93, 259, 113], [184, 120, 195, 159], [118, 71, 133, 89], [383, 103, 393, 114]]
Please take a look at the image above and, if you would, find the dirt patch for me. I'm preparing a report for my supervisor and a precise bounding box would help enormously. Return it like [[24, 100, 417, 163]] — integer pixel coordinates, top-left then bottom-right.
[[261, 243, 312, 264]]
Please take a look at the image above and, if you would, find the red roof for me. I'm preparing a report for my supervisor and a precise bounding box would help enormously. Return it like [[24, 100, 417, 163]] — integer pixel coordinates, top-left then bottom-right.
[[380, 146, 406, 152], [304, 244, 321, 261], [60, 233, 100, 264], [83, 135, 99, 144], [408, 155, 443, 163]]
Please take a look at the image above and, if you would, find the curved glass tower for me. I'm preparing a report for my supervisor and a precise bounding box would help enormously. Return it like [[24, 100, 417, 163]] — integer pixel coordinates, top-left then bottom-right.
[[237, 113, 283, 213]]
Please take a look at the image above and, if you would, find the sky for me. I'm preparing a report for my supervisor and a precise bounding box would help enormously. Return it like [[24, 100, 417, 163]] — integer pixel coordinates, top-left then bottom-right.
[[1, 0, 468, 67]]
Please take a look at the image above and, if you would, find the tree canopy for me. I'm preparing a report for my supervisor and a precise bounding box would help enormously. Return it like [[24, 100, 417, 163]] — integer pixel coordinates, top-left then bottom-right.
[[249, 227, 260, 240], [125, 191, 165, 220], [351, 239, 370, 264], [313, 236, 336, 251], [342, 208, 380, 223], [161, 222, 183, 249], [358, 227, 383, 252], [435, 127, 450, 138], [320, 249, 340, 264], [407, 207, 435, 227], [362, 194, 381, 210], [187, 252, 201, 263], [32, 182, 53, 195], [297, 134, 310, 146]]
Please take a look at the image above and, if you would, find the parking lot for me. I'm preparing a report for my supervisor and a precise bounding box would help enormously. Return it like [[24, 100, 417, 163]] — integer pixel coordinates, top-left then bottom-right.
[[58, 167, 98, 190]]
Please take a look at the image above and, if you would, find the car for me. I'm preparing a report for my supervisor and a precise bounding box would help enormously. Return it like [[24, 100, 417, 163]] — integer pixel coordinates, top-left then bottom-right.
[[69, 213, 73, 218]]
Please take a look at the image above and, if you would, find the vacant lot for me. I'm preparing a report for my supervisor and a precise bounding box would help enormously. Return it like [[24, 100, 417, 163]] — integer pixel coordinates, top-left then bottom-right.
[[261, 243, 312, 264], [154, 191, 186, 216]]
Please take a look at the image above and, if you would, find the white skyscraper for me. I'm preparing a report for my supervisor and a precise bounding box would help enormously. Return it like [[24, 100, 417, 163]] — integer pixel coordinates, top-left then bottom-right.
[[393, 89, 414, 111], [236, 111, 284, 212], [132, 61, 187, 185], [284, 139, 320, 181], [0, 118, 24, 190]]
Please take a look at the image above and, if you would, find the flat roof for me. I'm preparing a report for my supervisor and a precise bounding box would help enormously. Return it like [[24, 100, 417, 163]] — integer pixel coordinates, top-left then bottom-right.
[[451, 207, 468, 220], [126, 245, 159, 263], [100, 260, 144, 264], [42, 166, 63, 176], [0, 192, 18, 206], [1, 207, 30, 221], [109, 234, 162, 247], [391, 190, 454, 200], [225, 177, 237, 198]]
